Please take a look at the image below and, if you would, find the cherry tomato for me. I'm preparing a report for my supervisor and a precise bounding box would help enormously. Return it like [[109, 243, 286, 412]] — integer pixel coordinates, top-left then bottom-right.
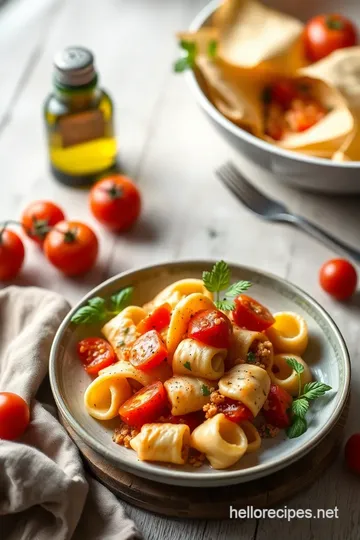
[[162, 411, 205, 432], [304, 14, 358, 62], [217, 398, 253, 424], [319, 259, 357, 300], [89, 175, 141, 231], [0, 228, 25, 281], [286, 100, 326, 133], [119, 381, 168, 427], [130, 330, 168, 371], [0, 392, 30, 440], [21, 200, 65, 246], [262, 384, 292, 428], [345, 433, 360, 474], [77, 337, 116, 375], [233, 294, 275, 331], [188, 309, 233, 348], [43, 220, 98, 276], [137, 303, 171, 335]]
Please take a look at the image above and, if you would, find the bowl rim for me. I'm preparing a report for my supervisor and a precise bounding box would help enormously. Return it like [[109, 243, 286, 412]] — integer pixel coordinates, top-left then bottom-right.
[[185, 0, 360, 169], [50, 259, 351, 486]]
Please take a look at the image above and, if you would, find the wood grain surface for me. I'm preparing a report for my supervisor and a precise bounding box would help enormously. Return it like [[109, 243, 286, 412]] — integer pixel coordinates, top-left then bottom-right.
[[1, 1, 360, 539]]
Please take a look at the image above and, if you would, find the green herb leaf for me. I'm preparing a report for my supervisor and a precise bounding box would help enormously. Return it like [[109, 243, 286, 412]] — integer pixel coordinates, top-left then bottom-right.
[[180, 40, 196, 54], [201, 384, 211, 396], [117, 340, 125, 347], [286, 416, 307, 439], [184, 361, 192, 371], [203, 260, 231, 293], [111, 287, 133, 313], [71, 306, 106, 325], [286, 357, 305, 374], [88, 297, 106, 309], [207, 39, 218, 59], [291, 398, 309, 418], [302, 382, 332, 400], [174, 57, 191, 73], [214, 299, 235, 311], [226, 280, 252, 297], [247, 351, 257, 363]]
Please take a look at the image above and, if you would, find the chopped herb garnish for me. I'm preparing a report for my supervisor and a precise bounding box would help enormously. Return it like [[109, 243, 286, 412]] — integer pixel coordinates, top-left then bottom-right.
[[184, 361, 192, 371], [247, 351, 257, 363], [202, 260, 252, 310], [207, 39, 218, 59], [173, 40, 197, 73], [285, 357, 332, 439], [201, 384, 211, 396]]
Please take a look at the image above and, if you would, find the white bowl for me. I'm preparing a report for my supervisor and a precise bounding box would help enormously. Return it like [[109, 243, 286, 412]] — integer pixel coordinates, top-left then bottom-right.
[[185, 0, 360, 193], [50, 261, 350, 487]]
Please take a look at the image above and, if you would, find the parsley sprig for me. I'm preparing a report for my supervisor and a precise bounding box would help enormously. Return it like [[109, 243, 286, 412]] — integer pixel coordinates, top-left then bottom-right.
[[285, 357, 332, 439], [202, 260, 252, 310], [71, 286, 133, 325], [173, 39, 218, 73]]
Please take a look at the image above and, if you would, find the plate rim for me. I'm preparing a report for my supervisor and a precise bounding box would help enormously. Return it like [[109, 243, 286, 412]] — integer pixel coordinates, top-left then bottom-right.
[[49, 259, 351, 486]]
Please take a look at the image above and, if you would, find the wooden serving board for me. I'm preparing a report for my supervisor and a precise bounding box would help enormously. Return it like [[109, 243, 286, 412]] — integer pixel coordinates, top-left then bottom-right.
[[60, 399, 349, 519]]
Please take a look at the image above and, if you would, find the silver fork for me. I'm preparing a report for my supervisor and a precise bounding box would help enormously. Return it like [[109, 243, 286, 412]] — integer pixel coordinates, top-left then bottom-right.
[[217, 162, 360, 264]]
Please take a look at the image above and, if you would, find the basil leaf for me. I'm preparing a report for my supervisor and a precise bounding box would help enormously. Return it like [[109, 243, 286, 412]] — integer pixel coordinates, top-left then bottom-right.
[[88, 297, 106, 309], [174, 57, 191, 73], [286, 416, 307, 439], [302, 382, 332, 400], [291, 398, 309, 418], [71, 306, 106, 325], [207, 39, 218, 59], [111, 287, 133, 312], [226, 280, 252, 297], [286, 357, 305, 374]]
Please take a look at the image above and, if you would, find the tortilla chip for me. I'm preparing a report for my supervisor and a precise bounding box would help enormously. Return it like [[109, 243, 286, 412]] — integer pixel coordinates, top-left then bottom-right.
[[213, 0, 306, 73]]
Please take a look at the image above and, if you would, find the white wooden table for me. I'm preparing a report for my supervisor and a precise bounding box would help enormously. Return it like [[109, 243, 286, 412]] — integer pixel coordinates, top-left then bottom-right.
[[0, 1, 359, 538]]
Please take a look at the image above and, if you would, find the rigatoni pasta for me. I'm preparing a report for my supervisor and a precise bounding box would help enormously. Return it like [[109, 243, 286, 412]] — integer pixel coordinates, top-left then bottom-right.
[[164, 376, 213, 416], [172, 338, 226, 380], [130, 423, 190, 465]]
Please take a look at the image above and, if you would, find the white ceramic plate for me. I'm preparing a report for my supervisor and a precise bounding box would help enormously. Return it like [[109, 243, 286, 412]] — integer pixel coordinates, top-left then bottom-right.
[[50, 261, 350, 487]]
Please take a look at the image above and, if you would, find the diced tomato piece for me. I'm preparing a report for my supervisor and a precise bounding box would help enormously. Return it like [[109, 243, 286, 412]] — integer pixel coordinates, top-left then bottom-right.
[[217, 398, 253, 424], [271, 79, 298, 108], [137, 303, 171, 334], [233, 294, 275, 331], [162, 411, 205, 432], [188, 309, 232, 348], [77, 337, 116, 375], [263, 384, 292, 428], [119, 381, 168, 428], [285, 101, 326, 133], [130, 330, 168, 371]]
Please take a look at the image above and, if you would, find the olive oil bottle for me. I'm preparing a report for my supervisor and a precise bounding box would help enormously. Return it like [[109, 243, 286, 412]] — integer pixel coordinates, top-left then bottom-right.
[[44, 47, 117, 186]]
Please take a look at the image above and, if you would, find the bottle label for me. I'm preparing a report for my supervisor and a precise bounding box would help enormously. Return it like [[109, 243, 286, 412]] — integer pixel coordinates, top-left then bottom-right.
[[58, 110, 105, 148]]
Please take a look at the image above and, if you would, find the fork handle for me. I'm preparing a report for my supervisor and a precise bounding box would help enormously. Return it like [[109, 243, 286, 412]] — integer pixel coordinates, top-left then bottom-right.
[[283, 214, 360, 264]]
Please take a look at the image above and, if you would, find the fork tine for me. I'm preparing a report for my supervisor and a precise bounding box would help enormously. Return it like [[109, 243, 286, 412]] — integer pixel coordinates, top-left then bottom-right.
[[216, 162, 267, 212]]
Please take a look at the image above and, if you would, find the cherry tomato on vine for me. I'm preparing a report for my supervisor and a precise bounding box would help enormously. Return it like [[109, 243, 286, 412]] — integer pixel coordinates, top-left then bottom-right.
[[304, 14, 358, 62], [77, 337, 116, 375], [0, 392, 30, 440], [89, 175, 141, 231], [43, 220, 98, 276], [319, 259, 357, 300], [21, 200, 65, 246], [345, 433, 360, 474], [233, 294, 274, 331], [0, 228, 25, 281], [188, 309, 233, 348]]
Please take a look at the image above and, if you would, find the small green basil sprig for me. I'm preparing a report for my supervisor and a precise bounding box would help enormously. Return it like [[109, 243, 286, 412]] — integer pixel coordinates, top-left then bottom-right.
[[71, 286, 133, 325]]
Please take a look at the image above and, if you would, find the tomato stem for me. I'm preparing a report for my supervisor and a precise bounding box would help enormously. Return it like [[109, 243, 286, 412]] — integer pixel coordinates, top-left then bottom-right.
[[0, 220, 25, 242]]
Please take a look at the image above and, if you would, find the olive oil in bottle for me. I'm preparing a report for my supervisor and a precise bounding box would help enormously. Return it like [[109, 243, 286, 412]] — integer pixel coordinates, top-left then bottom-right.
[[44, 46, 117, 186]]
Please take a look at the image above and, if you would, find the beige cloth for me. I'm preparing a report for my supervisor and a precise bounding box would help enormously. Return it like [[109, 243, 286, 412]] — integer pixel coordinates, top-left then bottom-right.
[[0, 286, 141, 540]]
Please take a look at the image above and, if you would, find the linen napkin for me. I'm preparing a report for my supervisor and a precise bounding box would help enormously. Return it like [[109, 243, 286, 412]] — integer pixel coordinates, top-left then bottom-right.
[[0, 286, 142, 540]]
